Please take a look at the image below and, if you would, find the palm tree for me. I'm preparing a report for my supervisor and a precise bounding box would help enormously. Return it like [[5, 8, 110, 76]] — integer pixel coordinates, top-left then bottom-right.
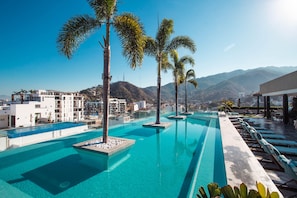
[[28, 89, 35, 101], [57, 0, 145, 143], [182, 69, 198, 113], [144, 19, 196, 124], [168, 50, 195, 116], [14, 89, 27, 104]]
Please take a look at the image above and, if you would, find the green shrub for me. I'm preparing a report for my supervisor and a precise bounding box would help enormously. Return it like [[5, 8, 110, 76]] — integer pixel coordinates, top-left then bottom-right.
[[196, 182, 279, 198]]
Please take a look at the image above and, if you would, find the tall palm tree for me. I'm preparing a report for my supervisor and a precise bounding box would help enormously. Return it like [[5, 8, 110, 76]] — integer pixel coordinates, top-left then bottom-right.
[[144, 19, 196, 124], [168, 50, 195, 116], [182, 69, 198, 113], [57, 0, 145, 143]]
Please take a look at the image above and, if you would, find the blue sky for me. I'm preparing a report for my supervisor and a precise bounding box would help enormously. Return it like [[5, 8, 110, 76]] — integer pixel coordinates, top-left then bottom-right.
[[1, 0, 297, 96]]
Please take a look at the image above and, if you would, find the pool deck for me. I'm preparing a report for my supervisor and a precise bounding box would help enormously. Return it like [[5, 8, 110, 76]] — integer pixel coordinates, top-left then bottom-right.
[[219, 115, 283, 196]]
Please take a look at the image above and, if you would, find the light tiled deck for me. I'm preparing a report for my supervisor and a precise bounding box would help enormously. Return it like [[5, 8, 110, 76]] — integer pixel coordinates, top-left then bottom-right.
[[219, 116, 283, 196]]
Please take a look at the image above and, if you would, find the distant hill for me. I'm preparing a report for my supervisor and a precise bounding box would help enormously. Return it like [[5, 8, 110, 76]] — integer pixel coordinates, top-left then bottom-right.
[[79, 66, 297, 103], [110, 81, 155, 103], [80, 81, 155, 103], [0, 95, 10, 101]]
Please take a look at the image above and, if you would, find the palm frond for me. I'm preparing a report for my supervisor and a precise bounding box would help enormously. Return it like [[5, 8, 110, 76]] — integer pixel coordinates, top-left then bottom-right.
[[156, 19, 174, 51], [178, 75, 185, 84], [188, 79, 198, 87], [186, 69, 196, 78], [144, 36, 158, 57], [57, 15, 100, 59], [170, 50, 179, 63], [167, 36, 196, 53], [186, 69, 198, 87], [180, 56, 195, 66], [113, 13, 146, 68], [161, 52, 172, 72], [88, 0, 117, 20]]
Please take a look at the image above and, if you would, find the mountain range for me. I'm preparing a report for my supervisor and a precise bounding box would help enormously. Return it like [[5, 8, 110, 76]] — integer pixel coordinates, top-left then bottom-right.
[[80, 66, 297, 103]]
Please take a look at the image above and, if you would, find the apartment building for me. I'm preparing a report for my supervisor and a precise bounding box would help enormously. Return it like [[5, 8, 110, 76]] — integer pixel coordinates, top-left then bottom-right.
[[109, 98, 127, 115], [85, 98, 127, 116], [0, 90, 84, 129]]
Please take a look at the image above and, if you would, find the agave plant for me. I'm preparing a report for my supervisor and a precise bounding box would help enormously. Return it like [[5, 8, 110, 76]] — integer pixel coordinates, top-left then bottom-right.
[[196, 182, 280, 198]]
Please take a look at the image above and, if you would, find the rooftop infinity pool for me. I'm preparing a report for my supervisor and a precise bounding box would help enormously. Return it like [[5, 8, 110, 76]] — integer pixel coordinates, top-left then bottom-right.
[[0, 113, 226, 197]]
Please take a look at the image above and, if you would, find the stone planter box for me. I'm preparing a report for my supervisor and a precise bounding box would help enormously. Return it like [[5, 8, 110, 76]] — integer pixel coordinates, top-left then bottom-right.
[[167, 115, 186, 120], [73, 136, 135, 171]]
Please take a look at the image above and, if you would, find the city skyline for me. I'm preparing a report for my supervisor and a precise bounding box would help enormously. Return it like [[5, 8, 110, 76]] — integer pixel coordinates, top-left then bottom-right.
[[1, 0, 297, 96]]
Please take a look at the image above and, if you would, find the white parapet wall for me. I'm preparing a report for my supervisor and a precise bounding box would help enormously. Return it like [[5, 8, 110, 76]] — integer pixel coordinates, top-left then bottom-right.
[[0, 136, 7, 151], [7, 125, 89, 148]]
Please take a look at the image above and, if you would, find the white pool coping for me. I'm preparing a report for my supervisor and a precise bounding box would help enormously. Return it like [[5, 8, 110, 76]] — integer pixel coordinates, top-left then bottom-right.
[[3, 124, 90, 150], [219, 116, 283, 197]]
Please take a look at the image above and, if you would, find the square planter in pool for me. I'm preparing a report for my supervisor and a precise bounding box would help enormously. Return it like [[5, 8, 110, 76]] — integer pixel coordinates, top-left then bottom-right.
[[73, 136, 135, 171]]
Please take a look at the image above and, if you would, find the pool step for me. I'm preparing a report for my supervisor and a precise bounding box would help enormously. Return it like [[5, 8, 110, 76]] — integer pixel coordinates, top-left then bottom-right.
[[0, 179, 32, 198]]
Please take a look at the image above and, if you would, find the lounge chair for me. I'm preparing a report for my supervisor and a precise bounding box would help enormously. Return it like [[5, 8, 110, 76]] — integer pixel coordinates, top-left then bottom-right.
[[258, 131, 275, 134], [256, 129, 275, 134], [252, 130, 297, 147], [275, 146, 297, 156], [265, 139, 297, 147], [261, 133, 286, 140], [256, 128, 274, 133], [246, 126, 274, 134], [247, 126, 286, 138], [245, 127, 284, 138], [265, 144, 297, 190]]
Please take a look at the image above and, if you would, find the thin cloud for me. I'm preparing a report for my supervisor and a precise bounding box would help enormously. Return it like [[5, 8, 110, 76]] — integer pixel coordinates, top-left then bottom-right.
[[224, 43, 236, 52]]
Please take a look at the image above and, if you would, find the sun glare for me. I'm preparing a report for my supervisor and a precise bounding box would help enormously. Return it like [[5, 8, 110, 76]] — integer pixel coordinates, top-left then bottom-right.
[[269, 0, 297, 29]]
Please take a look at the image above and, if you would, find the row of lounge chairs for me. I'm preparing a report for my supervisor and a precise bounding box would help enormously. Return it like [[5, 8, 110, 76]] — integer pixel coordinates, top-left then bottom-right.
[[239, 119, 297, 156], [231, 117, 297, 192]]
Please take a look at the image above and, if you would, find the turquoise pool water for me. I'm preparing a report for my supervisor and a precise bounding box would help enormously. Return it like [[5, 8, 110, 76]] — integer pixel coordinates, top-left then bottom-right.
[[0, 113, 226, 197], [2, 122, 86, 138]]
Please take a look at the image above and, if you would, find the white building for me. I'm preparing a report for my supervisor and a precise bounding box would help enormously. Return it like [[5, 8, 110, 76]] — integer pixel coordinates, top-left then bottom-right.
[[85, 98, 127, 117], [0, 90, 84, 129], [164, 103, 185, 113], [135, 100, 146, 110], [131, 103, 139, 112]]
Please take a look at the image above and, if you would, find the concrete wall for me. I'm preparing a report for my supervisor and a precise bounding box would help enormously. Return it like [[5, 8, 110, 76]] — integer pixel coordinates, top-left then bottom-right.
[[0, 136, 7, 151], [10, 103, 35, 128], [260, 70, 297, 96], [0, 106, 10, 128], [0, 115, 9, 129]]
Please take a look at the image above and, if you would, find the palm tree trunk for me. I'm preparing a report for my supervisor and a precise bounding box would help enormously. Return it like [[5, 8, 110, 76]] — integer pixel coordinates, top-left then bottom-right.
[[21, 94, 24, 104], [156, 56, 161, 124], [185, 82, 188, 112], [102, 20, 111, 143], [175, 81, 178, 116]]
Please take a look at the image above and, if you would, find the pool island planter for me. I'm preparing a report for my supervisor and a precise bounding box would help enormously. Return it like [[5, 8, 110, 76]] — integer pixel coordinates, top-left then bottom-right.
[[142, 122, 172, 129], [167, 115, 186, 120], [73, 136, 135, 171], [180, 112, 194, 115]]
